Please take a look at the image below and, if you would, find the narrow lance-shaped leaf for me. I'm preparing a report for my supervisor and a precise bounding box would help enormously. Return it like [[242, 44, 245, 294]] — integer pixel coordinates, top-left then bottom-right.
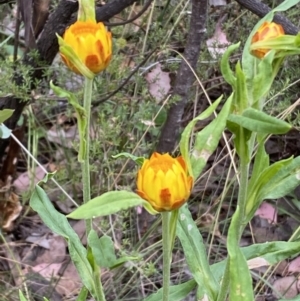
[[191, 93, 233, 179], [76, 287, 89, 301], [227, 108, 291, 135], [211, 241, 300, 285], [144, 280, 197, 301], [30, 185, 96, 297], [57, 34, 94, 79], [235, 61, 248, 112], [246, 156, 293, 222], [50, 81, 87, 162], [227, 206, 254, 301], [252, 50, 275, 105], [112, 152, 145, 166], [247, 142, 269, 196], [262, 156, 300, 199], [220, 42, 239, 87], [177, 205, 219, 300], [19, 291, 28, 301], [250, 35, 300, 53], [180, 95, 224, 178], [67, 191, 158, 219]]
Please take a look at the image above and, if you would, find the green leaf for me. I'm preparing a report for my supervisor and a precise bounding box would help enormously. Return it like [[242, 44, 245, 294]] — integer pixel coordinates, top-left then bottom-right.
[[246, 156, 300, 223], [67, 191, 158, 219], [246, 156, 293, 222], [211, 240, 300, 285], [235, 61, 248, 112], [76, 287, 89, 301], [242, 241, 300, 264], [57, 34, 94, 79], [220, 42, 239, 87], [144, 279, 197, 301], [88, 231, 117, 268], [252, 51, 275, 104], [258, 156, 300, 200], [227, 108, 291, 135], [50, 81, 87, 162], [190, 93, 233, 179], [247, 142, 269, 196], [0, 109, 14, 123], [250, 35, 300, 53], [180, 95, 224, 178], [30, 185, 96, 297], [110, 255, 139, 269], [112, 152, 145, 166], [227, 206, 254, 301], [177, 205, 219, 300], [19, 291, 28, 301], [0, 123, 11, 138]]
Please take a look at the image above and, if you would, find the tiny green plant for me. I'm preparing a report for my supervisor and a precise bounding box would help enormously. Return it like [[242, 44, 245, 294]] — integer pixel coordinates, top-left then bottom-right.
[[24, 0, 300, 300]]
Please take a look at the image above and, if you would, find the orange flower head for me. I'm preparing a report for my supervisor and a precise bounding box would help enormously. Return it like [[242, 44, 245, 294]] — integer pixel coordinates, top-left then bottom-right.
[[60, 20, 112, 75], [251, 21, 284, 58], [136, 152, 193, 212]]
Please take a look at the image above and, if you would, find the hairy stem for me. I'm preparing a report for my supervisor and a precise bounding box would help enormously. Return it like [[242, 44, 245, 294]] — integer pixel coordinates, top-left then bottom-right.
[[82, 77, 106, 301], [82, 77, 93, 235], [162, 212, 171, 301]]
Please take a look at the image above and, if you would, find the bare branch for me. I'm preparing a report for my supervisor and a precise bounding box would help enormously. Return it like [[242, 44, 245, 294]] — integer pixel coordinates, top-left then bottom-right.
[[156, 0, 208, 153]]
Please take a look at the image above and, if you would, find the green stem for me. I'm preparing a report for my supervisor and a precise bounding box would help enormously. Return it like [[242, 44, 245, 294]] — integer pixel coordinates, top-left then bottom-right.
[[82, 77, 93, 235], [217, 131, 251, 300], [162, 212, 171, 301], [82, 77, 106, 301], [237, 160, 249, 237], [93, 258, 106, 301]]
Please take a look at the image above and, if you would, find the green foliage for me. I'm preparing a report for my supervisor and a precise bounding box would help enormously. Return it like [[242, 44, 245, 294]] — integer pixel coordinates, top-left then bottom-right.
[[67, 191, 158, 219], [50, 81, 87, 162], [111, 152, 145, 166], [177, 205, 219, 300], [179, 95, 224, 177], [88, 230, 139, 269], [15, 0, 300, 301], [30, 184, 97, 298], [143, 280, 197, 301], [227, 108, 292, 135], [227, 206, 254, 301], [190, 94, 233, 179]]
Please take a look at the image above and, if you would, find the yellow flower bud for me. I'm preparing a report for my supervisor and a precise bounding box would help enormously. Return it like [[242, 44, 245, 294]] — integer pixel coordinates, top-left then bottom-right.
[[60, 20, 112, 75], [251, 21, 284, 58], [136, 152, 193, 212]]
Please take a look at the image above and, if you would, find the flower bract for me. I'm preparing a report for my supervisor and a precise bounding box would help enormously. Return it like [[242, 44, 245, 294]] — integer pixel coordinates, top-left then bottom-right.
[[251, 21, 284, 58], [60, 20, 112, 75], [136, 152, 193, 212]]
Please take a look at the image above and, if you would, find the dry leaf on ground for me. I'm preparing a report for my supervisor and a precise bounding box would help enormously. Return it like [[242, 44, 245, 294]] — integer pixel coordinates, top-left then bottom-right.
[[272, 276, 298, 299], [288, 256, 300, 275], [255, 201, 277, 224], [145, 63, 171, 103], [13, 165, 47, 193], [206, 17, 230, 59]]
